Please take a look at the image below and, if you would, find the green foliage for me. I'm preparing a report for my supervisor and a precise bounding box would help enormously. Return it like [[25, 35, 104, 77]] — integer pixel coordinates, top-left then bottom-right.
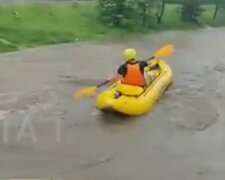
[[155, 0, 166, 23], [167, 0, 214, 4], [0, 3, 225, 53], [213, 0, 225, 19], [97, 0, 136, 27], [202, 5, 225, 25], [214, 0, 225, 8], [97, 0, 158, 28], [136, 0, 156, 27], [180, 0, 204, 22]]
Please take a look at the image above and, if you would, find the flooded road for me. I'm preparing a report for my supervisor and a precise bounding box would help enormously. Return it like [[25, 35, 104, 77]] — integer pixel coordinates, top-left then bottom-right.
[[0, 27, 225, 179]]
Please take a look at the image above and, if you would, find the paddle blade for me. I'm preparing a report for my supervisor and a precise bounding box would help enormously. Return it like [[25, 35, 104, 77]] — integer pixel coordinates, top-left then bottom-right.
[[154, 44, 174, 58], [74, 86, 97, 98]]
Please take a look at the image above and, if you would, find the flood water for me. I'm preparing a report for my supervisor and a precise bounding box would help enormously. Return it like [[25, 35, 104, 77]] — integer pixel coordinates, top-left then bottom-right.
[[0, 27, 225, 179]]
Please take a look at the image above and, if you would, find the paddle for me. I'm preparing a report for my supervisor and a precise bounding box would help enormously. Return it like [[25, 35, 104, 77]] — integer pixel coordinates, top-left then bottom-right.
[[74, 44, 174, 98], [146, 44, 174, 62], [74, 80, 110, 98]]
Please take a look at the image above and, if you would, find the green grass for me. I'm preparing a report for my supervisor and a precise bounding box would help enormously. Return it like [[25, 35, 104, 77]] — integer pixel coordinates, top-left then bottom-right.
[[150, 4, 199, 31], [150, 4, 225, 30], [0, 3, 224, 53], [0, 3, 143, 51], [0, 4, 107, 44], [202, 5, 225, 27]]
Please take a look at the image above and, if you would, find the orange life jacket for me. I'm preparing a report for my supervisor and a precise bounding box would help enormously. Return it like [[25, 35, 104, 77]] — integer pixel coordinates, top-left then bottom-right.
[[122, 63, 146, 87]]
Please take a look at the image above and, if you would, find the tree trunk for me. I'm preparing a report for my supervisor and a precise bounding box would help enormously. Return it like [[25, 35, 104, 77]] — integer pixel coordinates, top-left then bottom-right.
[[157, 0, 166, 24], [213, 5, 219, 19], [141, 2, 147, 26]]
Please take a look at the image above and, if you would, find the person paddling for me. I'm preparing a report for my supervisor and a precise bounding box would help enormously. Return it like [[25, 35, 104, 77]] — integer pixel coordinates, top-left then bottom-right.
[[109, 48, 159, 87]]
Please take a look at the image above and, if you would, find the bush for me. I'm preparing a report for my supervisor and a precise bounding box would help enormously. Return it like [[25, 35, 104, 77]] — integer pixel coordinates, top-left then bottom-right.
[[136, 0, 156, 27], [167, 0, 214, 5], [97, 0, 136, 27], [97, 0, 158, 28], [180, 0, 204, 22]]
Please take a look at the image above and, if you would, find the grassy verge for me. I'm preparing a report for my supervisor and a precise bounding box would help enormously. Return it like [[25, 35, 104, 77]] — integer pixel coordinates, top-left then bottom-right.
[[202, 5, 225, 27], [0, 3, 224, 53], [149, 4, 199, 31], [150, 4, 225, 30]]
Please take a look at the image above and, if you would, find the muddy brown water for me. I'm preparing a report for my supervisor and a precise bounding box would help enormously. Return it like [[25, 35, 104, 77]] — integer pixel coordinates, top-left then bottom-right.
[[0, 28, 225, 179]]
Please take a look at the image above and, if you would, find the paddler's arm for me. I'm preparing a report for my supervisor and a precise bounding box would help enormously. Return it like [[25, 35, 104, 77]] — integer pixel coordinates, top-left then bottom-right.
[[107, 74, 122, 86], [107, 64, 125, 86]]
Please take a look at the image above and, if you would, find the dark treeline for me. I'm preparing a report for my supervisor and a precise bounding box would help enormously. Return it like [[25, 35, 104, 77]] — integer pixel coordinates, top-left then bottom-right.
[[97, 0, 225, 28], [166, 0, 214, 4]]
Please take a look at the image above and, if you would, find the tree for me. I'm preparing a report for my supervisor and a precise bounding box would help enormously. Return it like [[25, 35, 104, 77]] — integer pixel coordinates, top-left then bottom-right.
[[135, 0, 162, 27], [156, 0, 166, 23], [180, 0, 204, 23], [97, 0, 136, 27], [213, 0, 225, 19], [97, 0, 161, 28], [136, 0, 153, 26]]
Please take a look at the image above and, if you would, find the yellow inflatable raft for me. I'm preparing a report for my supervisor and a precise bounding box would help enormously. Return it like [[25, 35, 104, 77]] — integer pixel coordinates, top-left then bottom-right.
[[95, 59, 173, 116]]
